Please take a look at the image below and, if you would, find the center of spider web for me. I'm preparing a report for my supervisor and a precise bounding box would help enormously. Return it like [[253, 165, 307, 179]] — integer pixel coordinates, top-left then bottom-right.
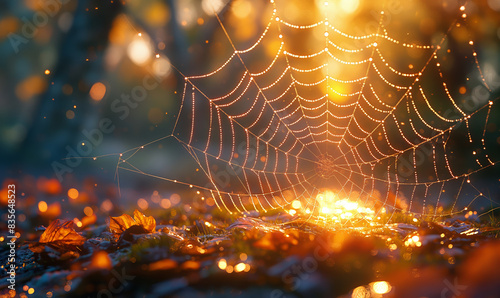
[[316, 154, 337, 179]]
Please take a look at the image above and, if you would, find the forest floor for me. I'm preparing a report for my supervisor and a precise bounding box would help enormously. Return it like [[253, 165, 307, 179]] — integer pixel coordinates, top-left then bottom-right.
[[1, 176, 500, 298]]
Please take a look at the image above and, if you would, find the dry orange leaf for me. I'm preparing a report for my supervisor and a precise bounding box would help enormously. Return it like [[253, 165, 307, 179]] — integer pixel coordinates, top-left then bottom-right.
[[30, 219, 86, 253], [109, 213, 135, 235], [109, 209, 156, 235], [39, 219, 86, 245], [132, 209, 156, 233]]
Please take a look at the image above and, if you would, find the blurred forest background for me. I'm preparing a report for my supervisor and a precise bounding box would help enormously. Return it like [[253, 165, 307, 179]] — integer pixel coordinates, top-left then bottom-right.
[[0, 0, 240, 185]]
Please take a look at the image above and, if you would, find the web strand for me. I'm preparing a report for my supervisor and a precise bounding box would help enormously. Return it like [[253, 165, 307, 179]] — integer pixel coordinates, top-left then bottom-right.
[[114, 0, 499, 221]]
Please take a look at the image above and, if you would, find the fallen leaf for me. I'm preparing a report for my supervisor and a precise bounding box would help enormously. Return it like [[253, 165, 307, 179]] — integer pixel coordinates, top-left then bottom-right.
[[30, 219, 85, 253], [133, 209, 156, 233], [39, 219, 86, 245], [109, 209, 156, 237], [109, 213, 136, 235]]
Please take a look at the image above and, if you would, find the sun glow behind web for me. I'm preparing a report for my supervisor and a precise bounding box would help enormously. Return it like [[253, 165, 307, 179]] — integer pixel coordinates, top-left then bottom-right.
[[113, 0, 500, 226]]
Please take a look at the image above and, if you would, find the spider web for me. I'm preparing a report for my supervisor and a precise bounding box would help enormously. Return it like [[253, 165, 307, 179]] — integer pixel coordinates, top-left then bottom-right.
[[116, 0, 500, 222]]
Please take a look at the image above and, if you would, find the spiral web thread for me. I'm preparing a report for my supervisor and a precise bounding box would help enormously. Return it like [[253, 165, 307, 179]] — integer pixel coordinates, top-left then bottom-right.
[[116, 0, 499, 222]]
